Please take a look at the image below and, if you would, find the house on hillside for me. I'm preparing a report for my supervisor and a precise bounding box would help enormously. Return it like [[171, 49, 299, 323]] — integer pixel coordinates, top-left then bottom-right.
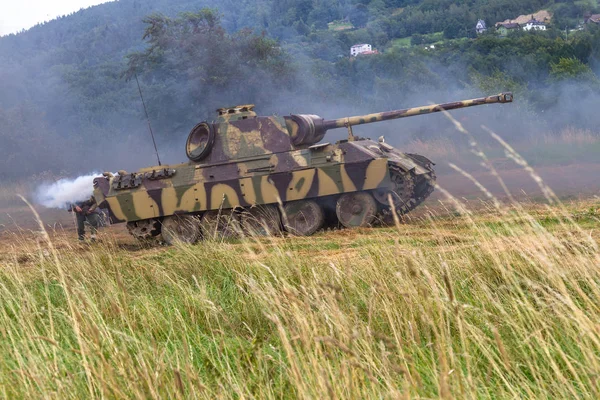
[[496, 22, 520, 37], [523, 18, 547, 31], [476, 19, 487, 34], [497, 10, 552, 27], [584, 13, 600, 25], [350, 44, 377, 56], [494, 10, 552, 36]]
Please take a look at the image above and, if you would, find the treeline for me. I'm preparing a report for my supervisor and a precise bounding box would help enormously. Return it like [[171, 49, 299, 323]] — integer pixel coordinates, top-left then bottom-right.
[[0, 0, 599, 181], [123, 10, 294, 136]]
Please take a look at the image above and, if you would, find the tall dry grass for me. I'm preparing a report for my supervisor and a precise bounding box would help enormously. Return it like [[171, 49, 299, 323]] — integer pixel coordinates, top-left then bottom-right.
[[1, 123, 600, 398], [402, 127, 600, 169], [1, 194, 599, 398]]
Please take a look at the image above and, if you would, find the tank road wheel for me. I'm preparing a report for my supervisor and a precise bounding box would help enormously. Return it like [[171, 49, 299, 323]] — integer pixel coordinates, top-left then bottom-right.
[[283, 200, 325, 236], [200, 209, 241, 240], [336, 192, 378, 229], [241, 205, 282, 237], [161, 215, 202, 245], [127, 219, 161, 240]]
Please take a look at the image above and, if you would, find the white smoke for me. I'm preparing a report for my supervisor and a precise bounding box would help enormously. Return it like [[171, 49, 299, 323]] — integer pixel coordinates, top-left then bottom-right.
[[34, 172, 102, 209]]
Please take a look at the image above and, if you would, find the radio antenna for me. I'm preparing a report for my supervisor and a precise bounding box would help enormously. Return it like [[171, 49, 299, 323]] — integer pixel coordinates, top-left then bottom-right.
[[135, 73, 162, 166]]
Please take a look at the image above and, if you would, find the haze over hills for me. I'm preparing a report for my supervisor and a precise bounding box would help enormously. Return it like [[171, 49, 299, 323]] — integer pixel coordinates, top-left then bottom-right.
[[0, 0, 115, 36], [0, 0, 599, 181]]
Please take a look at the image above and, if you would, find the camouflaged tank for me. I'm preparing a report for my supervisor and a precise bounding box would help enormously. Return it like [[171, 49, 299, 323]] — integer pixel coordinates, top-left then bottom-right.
[[93, 92, 513, 244]]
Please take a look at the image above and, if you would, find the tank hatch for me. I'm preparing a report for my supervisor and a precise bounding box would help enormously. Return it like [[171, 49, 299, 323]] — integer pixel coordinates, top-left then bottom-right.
[[216, 104, 257, 122]]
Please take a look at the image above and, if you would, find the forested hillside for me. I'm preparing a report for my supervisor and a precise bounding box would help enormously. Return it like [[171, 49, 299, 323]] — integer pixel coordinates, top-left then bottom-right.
[[0, 0, 599, 181]]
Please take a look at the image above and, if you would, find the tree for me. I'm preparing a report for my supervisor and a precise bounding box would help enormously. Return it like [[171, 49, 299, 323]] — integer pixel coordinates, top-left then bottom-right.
[[550, 57, 600, 84], [443, 18, 462, 39], [123, 10, 295, 137], [349, 5, 369, 28]]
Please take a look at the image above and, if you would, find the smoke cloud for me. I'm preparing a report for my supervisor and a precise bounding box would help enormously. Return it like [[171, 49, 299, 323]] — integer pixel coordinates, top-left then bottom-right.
[[0, 0, 598, 186], [34, 172, 101, 209]]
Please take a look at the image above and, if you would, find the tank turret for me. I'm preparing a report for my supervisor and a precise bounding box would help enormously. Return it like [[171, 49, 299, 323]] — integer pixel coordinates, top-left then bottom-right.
[[185, 93, 512, 163], [95, 92, 514, 244]]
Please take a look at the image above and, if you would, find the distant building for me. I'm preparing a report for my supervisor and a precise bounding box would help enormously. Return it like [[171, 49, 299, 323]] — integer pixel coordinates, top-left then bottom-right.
[[523, 18, 547, 31], [496, 22, 520, 37], [476, 19, 487, 34], [350, 44, 372, 57], [496, 10, 552, 27], [357, 49, 379, 56], [585, 14, 600, 25]]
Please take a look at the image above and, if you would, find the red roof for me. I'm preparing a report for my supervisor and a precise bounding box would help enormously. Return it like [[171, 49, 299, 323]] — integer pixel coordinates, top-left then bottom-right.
[[357, 50, 379, 56]]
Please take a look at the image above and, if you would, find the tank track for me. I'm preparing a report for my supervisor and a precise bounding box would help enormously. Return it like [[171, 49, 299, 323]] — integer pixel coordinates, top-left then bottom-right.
[[383, 159, 436, 218]]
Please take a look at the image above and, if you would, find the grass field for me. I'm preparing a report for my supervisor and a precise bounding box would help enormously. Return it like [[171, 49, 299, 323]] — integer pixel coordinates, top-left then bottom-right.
[[390, 37, 412, 48], [328, 21, 353, 31], [1, 125, 600, 398], [1, 191, 600, 398]]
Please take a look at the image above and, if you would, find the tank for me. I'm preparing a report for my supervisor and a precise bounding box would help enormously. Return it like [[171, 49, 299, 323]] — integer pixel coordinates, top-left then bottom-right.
[[93, 92, 513, 243]]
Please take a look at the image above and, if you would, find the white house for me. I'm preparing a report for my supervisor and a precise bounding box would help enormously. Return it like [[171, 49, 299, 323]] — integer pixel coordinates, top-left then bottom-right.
[[476, 19, 487, 34], [350, 44, 372, 57], [523, 19, 546, 31]]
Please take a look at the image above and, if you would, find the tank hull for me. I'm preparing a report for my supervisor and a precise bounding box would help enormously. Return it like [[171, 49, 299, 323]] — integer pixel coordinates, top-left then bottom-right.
[[92, 93, 515, 241], [94, 139, 435, 236]]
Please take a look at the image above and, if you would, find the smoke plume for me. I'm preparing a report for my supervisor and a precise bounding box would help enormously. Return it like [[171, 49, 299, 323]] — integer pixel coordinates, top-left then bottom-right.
[[34, 172, 101, 209]]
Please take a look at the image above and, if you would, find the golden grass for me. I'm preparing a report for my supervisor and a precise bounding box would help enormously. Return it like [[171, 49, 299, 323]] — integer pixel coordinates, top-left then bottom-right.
[[1, 122, 600, 398], [0, 182, 30, 208], [0, 193, 599, 398]]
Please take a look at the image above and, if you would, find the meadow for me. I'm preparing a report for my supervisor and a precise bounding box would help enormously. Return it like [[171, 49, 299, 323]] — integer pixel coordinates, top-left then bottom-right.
[[0, 188, 599, 398], [1, 127, 600, 398]]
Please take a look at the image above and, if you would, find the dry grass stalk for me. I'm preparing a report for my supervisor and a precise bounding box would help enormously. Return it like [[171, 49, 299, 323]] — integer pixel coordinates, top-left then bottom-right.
[[0, 124, 599, 398]]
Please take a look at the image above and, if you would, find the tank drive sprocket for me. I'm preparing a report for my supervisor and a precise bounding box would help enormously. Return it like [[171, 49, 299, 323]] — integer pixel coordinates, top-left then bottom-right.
[[376, 162, 436, 222], [373, 164, 415, 210]]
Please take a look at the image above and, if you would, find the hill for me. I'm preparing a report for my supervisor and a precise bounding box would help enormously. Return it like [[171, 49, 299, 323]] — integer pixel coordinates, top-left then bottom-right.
[[0, 0, 599, 181]]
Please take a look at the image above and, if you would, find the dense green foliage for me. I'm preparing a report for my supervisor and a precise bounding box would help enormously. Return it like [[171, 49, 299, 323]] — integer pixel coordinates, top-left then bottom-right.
[[0, 0, 599, 180], [123, 9, 294, 136]]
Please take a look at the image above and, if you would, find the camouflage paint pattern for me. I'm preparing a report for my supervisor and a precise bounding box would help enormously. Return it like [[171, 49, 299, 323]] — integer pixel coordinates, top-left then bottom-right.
[[93, 93, 512, 224], [94, 140, 414, 223]]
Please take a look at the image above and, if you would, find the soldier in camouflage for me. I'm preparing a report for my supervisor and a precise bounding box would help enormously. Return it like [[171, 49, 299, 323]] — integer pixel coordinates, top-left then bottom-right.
[[68, 196, 101, 241]]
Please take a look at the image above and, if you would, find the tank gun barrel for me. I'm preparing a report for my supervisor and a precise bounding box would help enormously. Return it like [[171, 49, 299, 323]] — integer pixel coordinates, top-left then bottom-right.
[[321, 92, 513, 131]]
